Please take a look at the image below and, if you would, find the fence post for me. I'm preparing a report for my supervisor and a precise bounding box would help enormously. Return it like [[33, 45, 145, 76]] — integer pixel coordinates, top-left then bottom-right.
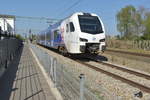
[[79, 74, 85, 100], [48, 56, 51, 76], [50, 57, 53, 79], [53, 58, 57, 87]]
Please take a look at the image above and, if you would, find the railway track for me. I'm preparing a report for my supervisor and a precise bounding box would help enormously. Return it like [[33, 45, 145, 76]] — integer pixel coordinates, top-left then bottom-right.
[[106, 49, 150, 58], [76, 60, 150, 93], [38, 44, 150, 93], [91, 58, 150, 80]]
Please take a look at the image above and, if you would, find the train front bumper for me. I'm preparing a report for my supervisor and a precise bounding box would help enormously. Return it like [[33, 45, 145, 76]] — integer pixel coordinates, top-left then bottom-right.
[[80, 42, 106, 53], [80, 43, 100, 53]]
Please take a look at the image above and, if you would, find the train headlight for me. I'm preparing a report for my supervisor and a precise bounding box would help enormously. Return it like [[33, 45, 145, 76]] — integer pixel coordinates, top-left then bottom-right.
[[80, 38, 88, 42], [99, 38, 105, 42]]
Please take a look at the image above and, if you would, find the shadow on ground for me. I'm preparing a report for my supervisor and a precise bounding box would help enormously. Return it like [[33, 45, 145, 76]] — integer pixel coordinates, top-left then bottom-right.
[[95, 55, 108, 61], [70, 54, 108, 62], [0, 46, 23, 100]]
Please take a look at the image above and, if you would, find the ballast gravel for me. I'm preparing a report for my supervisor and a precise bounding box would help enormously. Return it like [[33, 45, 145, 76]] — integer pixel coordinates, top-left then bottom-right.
[[36, 45, 150, 100]]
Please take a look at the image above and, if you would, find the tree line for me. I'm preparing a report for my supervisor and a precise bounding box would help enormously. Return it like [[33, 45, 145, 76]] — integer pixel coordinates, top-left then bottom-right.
[[116, 5, 150, 40]]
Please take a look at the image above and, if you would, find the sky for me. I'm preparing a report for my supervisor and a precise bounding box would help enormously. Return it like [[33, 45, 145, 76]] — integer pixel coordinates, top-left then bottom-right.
[[0, 0, 150, 36]]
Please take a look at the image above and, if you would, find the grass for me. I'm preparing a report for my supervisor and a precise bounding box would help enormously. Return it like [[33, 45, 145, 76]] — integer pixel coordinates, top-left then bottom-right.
[[93, 90, 104, 100], [107, 47, 150, 55]]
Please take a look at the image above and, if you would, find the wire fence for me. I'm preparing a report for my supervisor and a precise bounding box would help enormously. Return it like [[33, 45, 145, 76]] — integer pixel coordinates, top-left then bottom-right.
[[30, 44, 101, 100], [0, 38, 22, 77], [107, 39, 150, 50]]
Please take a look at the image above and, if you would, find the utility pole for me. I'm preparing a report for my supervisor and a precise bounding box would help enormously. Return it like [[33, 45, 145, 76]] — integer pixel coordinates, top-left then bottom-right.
[[45, 31, 46, 45], [0, 26, 2, 40], [29, 29, 32, 42], [3, 18, 6, 32]]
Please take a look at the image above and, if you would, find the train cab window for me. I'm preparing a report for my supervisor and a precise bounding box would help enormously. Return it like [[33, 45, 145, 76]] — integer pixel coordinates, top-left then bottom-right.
[[66, 24, 69, 33], [78, 15, 103, 34], [69, 22, 75, 32]]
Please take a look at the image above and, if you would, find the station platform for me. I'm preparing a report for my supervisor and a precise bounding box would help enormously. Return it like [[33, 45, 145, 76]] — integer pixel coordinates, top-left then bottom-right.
[[0, 45, 56, 100]]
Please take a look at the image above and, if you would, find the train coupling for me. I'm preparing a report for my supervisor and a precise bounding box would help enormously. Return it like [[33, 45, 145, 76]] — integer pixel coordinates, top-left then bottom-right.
[[100, 45, 106, 52]]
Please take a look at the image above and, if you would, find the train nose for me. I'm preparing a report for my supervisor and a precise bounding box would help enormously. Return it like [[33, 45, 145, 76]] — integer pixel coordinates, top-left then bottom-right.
[[80, 43, 100, 53]]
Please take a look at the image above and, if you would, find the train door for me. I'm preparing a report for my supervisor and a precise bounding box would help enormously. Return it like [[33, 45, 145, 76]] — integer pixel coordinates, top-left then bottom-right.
[[69, 21, 79, 53], [51, 30, 54, 47], [54, 29, 61, 48], [69, 22, 75, 50], [64, 20, 71, 52], [69, 22, 75, 41]]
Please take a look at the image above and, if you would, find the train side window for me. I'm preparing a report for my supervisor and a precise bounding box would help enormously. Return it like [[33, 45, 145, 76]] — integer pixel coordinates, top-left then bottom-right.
[[69, 22, 75, 32], [54, 30, 58, 39], [66, 24, 69, 33]]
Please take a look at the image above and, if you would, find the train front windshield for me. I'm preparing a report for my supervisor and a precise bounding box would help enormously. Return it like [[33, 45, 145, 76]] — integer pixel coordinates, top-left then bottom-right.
[[78, 15, 103, 34]]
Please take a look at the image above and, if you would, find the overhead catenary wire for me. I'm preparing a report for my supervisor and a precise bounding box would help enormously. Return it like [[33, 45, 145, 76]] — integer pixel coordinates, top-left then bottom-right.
[[57, 0, 84, 17], [0, 14, 60, 21], [15, 15, 60, 22], [13, 15, 55, 34]]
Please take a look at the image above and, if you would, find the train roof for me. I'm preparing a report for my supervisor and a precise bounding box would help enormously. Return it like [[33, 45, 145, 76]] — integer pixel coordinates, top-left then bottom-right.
[[39, 12, 100, 34], [49, 12, 96, 26]]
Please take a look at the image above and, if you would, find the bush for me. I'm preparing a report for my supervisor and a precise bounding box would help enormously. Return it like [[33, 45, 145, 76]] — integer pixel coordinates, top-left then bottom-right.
[[15, 34, 25, 41]]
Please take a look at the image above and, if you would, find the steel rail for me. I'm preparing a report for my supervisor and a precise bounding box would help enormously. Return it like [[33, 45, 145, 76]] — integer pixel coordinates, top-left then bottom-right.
[[76, 60, 150, 93], [96, 60, 150, 80], [38, 44, 150, 93]]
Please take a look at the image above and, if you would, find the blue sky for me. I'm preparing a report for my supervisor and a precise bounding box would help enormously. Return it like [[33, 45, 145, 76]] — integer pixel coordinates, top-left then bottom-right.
[[0, 0, 150, 35]]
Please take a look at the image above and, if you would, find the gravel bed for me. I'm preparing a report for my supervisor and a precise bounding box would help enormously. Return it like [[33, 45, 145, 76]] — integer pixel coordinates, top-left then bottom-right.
[[37, 45, 150, 100], [102, 52, 150, 74], [63, 61, 150, 100], [87, 61, 150, 88]]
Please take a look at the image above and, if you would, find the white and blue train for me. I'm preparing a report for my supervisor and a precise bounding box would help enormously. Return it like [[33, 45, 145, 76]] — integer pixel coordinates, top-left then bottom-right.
[[38, 12, 106, 54]]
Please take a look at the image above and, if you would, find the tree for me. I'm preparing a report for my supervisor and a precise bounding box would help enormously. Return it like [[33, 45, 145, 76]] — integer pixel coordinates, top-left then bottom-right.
[[15, 34, 25, 40], [136, 6, 147, 35], [132, 11, 142, 36], [116, 5, 143, 39], [117, 5, 150, 40], [141, 12, 150, 40], [144, 12, 150, 34]]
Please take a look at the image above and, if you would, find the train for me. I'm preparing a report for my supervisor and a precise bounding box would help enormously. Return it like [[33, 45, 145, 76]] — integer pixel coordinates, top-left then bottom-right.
[[38, 12, 106, 55]]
